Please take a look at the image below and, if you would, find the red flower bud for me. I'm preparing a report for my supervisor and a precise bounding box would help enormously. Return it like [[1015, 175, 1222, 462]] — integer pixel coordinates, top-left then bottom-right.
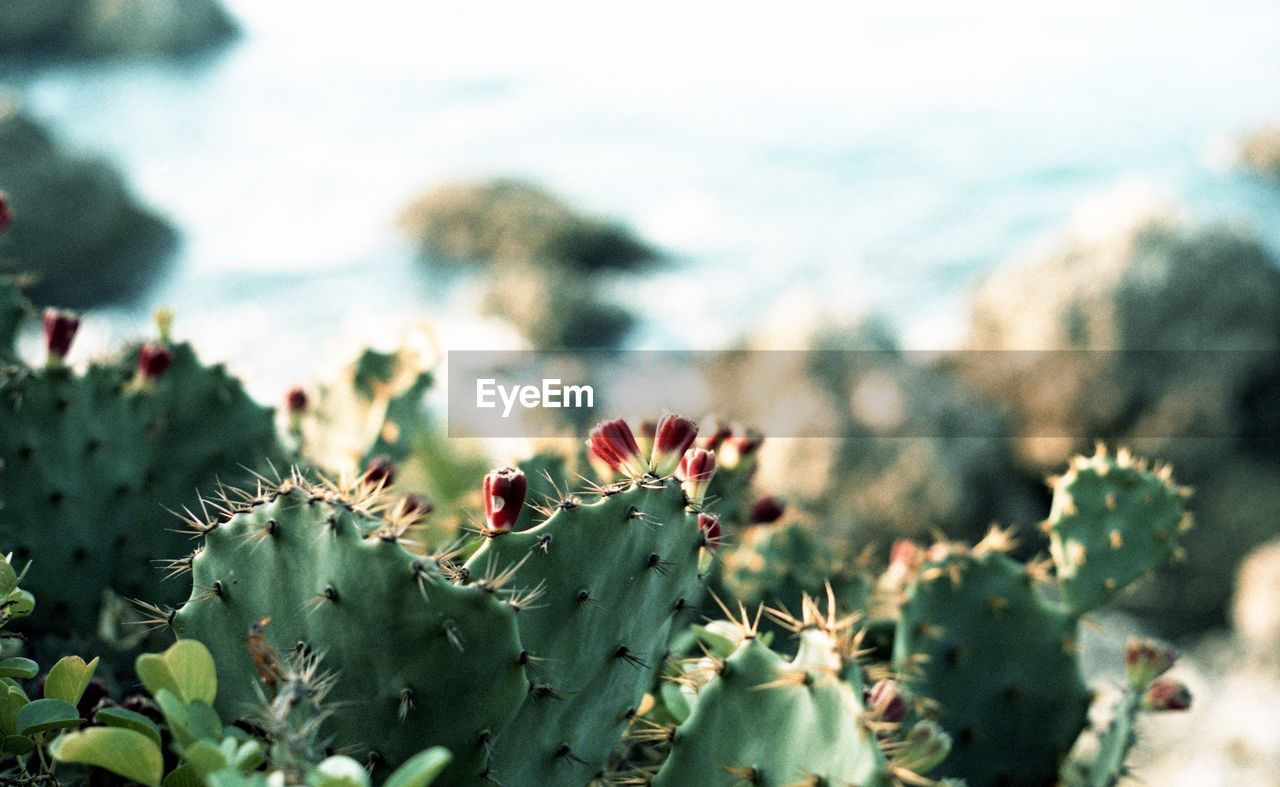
[[700, 421, 732, 451], [1142, 678, 1191, 711], [483, 467, 527, 534], [284, 386, 309, 414], [362, 455, 397, 488], [0, 193, 11, 234], [867, 679, 909, 723], [697, 512, 722, 549], [727, 430, 764, 460], [650, 413, 699, 477], [136, 342, 172, 380], [1124, 638, 1177, 689], [42, 308, 80, 364], [396, 493, 433, 518], [749, 495, 785, 524], [677, 448, 717, 505], [588, 418, 648, 478]]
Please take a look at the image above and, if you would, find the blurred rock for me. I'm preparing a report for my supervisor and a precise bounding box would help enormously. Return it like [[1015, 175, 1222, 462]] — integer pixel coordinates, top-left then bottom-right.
[[399, 179, 658, 274], [1237, 123, 1280, 180], [1233, 539, 1280, 666], [957, 187, 1280, 630], [0, 97, 175, 307], [713, 293, 1041, 550], [479, 261, 634, 349], [0, 0, 237, 59]]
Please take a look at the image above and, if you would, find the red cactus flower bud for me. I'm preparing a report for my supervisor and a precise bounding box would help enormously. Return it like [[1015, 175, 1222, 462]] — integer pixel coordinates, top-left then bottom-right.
[[361, 455, 397, 488], [727, 430, 764, 459], [749, 495, 785, 524], [696, 512, 722, 549], [284, 386, 309, 413], [677, 448, 717, 505], [867, 679, 909, 723], [483, 467, 527, 534], [700, 421, 732, 451], [0, 192, 11, 234], [398, 492, 433, 517], [136, 342, 173, 380], [1142, 678, 1191, 711], [1124, 637, 1177, 689], [588, 418, 648, 478], [651, 413, 699, 477], [42, 308, 80, 364]]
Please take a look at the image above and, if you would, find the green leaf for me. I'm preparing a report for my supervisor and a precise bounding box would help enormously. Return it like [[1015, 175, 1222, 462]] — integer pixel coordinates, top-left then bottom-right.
[[182, 738, 231, 775], [16, 698, 83, 736], [0, 685, 28, 735], [0, 657, 38, 680], [50, 727, 164, 787], [1, 734, 33, 756], [136, 640, 217, 705], [44, 656, 100, 705], [162, 763, 204, 787], [0, 557, 17, 592], [97, 706, 162, 747], [231, 738, 265, 771], [309, 756, 370, 787], [153, 689, 191, 744], [383, 747, 453, 787]]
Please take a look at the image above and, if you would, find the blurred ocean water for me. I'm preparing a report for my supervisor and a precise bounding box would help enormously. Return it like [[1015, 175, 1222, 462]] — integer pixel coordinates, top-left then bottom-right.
[[5, 0, 1280, 395]]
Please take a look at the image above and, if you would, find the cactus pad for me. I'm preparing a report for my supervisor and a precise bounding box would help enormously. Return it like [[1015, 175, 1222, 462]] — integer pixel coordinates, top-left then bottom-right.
[[1047, 446, 1190, 616], [654, 603, 892, 787], [466, 477, 707, 786], [171, 475, 527, 782], [893, 538, 1090, 786]]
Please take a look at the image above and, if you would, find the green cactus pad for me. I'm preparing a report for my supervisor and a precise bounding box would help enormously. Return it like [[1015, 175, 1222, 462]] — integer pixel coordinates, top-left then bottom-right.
[[172, 477, 527, 782], [893, 541, 1090, 786], [654, 628, 891, 787], [465, 478, 706, 786], [0, 363, 149, 632], [1047, 447, 1190, 616], [122, 341, 282, 604], [716, 520, 871, 623]]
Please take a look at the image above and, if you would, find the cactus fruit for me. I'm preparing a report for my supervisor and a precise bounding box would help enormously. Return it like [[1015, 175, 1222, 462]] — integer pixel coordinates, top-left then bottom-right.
[[1063, 638, 1191, 787], [171, 472, 526, 781], [466, 419, 716, 785], [1047, 446, 1191, 616], [651, 596, 896, 787], [892, 532, 1091, 786]]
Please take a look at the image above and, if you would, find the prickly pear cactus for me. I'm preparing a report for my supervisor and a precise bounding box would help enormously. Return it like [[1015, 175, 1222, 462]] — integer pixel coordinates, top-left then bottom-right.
[[468, 479, 707, 785], [121, 338, 282, 604], [294, 346, 433, 476], [0, 362, 150, 631], [716, 520, 870, 622], [462, 416, 714, 786], [653, 599, 893, 787], [892, 533, 1090, 787], [1047, 446, 1191, 616], [171, 473, 527, 783], [0, 308, 283, 635]]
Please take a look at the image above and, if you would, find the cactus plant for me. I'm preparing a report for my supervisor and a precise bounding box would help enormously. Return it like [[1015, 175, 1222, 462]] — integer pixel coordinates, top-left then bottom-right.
[[170, 472, 527, 782], [0, 308, 282, 634], [891, 446, 1191, 786], [468, 417, 719, 786], [647, 594, 940, 787]]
